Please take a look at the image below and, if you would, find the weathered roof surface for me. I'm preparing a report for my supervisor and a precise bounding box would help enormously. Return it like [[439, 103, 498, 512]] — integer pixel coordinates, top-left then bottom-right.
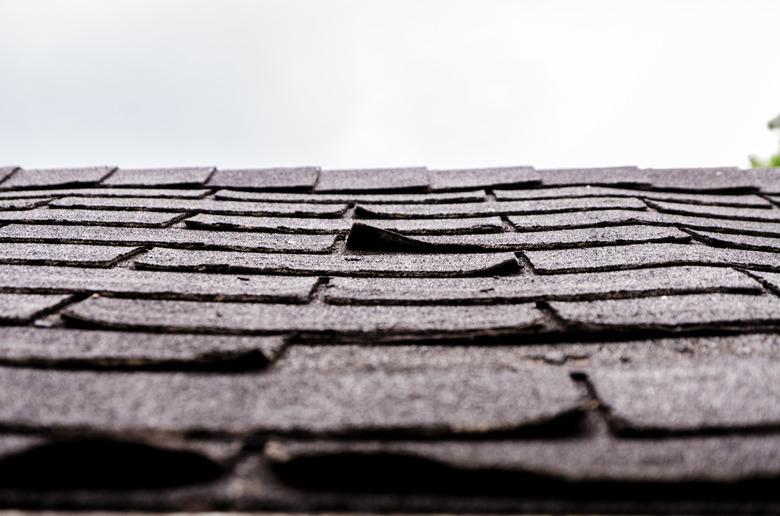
[[0, 164, 778, 513]]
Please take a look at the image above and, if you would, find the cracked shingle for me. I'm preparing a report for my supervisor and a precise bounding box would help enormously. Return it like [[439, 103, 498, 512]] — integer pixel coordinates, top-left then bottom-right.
[[135, 248, 520, 277], [63, 296, 546, 338], [495, 186, 772, 208], [0, 224, 337, 253], [0, 243, 141, 267], [314, 167, 429, 192], [0, 265, 318, 302], [207, 167, 320, 191], [0, 293, 73, 323], [0, 208, 183, 227], [323, 266, 760, 305], [101, 167, 215, 187], [215, 189, 487, 204], [0, 327, 286, 369], [588, 359, 780, 433], [356, 197, 646, 219], [0, 167, 115, 190], [0, 365, 582, 435], [525, 243, 780, 273], [550, 293, 780, 331], [347, 223, 691, 252], [427, 166, 540, 191], [50, 197, 348, 217], [646, 199, 780, 222]]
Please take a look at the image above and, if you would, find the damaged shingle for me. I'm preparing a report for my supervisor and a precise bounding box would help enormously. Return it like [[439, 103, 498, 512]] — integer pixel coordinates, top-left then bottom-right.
[[0, 224, 338, 253], [0, 243, 141, 267], [588, 359, 780, 433], [0, 327, 286, 369], [550, 293, 780, 331], [356, 197, 647, 219], [49, 197, 349, 217], [215, 189, 487, 204], [427, 166, 540, 191], [0, 365, 583, 435], [0, 293, 73, 323], [206, 167, 320, 191], [134, 248, 520, 277], [0, 167, 115, 190], [0, 265, 318, 302], [346, 223, 691, 252], [524, 243, 780, 273], [687, 229, 780, 253], [0, 188, 212, 199], [101, 167, 215, 187], [314, 167, 429, 193], [62, 296, 546, 338], [323, 266, 761, 305]]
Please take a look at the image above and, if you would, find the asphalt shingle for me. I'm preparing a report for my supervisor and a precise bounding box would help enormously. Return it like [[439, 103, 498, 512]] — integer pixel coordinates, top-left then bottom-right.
[[0, 243, 141, 267], [356, 197, 647, 219], [588, 359, 780, 433], [314, 167, 429, 192], [63, 296, 546, 338], [0, 167, 115, 190], [215, 189, 487, 204], [0, 265, 318, 302], [639, 167, 754, 192], [0, 327, 286, 369], [0, 293, 73, 323], [0, 365, 583, 435], [427, 166, 540, 191], [534, 166, 646, 187], [525, 243, 780, 273], [0, 187, 212, 199], [323, 266, 760, 305], [550, 293, 780, 331], [135, 248, 521, 277], [50, 197, 349, 217], [0, 224, 338, 253], [101, 167, 215, 187], [646, 199, 780, 222], [687, 229, 780, 252], [207, 167, 320, 191], [0, 207, 183, 227]]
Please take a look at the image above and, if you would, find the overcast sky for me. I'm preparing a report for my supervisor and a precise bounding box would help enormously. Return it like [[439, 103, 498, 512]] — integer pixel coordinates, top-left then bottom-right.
[[1, 0, 778, 170]]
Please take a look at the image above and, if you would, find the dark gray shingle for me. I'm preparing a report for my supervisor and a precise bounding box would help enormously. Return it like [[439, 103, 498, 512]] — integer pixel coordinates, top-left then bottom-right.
[[101, 167, 215, 187], [0, 167, 115, 189], [0, 293, 73, 323], [0, 208, 183, 227], [0, 243, 141, 267], [207, 167, 320, 191], [215, 189, 487, 204], [314, 167, 429, 192], [428, 166, 539, 191]]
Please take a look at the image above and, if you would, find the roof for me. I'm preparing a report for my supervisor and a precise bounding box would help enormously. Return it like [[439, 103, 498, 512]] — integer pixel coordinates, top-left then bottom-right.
[[0, 164, 778, 513]]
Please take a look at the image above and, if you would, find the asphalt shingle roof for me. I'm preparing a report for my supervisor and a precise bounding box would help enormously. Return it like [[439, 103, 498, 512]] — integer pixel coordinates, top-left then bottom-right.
[[0, 164, 778, 513]]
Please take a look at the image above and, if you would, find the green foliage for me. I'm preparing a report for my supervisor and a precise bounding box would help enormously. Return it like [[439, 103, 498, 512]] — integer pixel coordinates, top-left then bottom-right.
[[749, 114, 780, 168]]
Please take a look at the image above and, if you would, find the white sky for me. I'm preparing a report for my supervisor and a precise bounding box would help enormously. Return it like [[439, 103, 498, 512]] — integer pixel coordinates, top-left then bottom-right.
[[0, 0, 778, 170]]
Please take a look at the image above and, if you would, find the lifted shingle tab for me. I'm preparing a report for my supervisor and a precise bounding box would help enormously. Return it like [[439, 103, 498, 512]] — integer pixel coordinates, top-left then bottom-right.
[[135, 248, 520, 277], [0, 265, 318, 302], [0, 365, 582, 435], [0, 327, 286, 369], [428, 166, 540, 191], [207, 167, 320, 191], [589, 359, 780, 433], [315, 167, 429, 193], [50, 197, 348, 217], [101, 167, 215, 187], [323, 266, 760, 305], [356, 197, 646, 219], [0, 167, 114, 190], [63, 296, 546, 338], [0, 224, 337, 253], [525, 243, 780, 273]]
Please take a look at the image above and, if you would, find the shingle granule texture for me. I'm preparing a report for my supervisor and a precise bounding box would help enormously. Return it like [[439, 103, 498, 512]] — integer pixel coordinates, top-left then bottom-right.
[[0, 163, 779, 514]]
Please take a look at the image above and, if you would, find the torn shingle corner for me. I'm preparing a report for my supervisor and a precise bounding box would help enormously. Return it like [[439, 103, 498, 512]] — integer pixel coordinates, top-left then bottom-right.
[[0, 163, 778, 514]]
